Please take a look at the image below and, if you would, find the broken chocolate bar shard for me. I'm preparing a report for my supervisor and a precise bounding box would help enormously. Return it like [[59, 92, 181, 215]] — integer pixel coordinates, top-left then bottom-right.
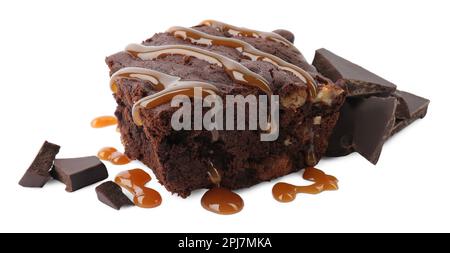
[[19, 141, 60, 187], [326, 96, 397, 164], [353, 97, 397, 164], [51, 156, 108, 192], [325, 100, 358, 157], [96, 181, 133, 210], [391, 90, 430, 135], [393, 90, 430, 120], [312, 48, 397, 96], [318, 47, 430, 163]]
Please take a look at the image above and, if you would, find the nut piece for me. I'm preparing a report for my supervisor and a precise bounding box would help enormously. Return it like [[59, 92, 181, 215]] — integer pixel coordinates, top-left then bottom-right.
[[284, 137, 293, 146], [313, 116, 322, 125], [313, 85, 343, 106], [281, 89, 307, 110]]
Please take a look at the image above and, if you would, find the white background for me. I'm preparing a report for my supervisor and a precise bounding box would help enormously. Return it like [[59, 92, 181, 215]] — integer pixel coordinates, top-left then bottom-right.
[[0, 0, 449, 233]]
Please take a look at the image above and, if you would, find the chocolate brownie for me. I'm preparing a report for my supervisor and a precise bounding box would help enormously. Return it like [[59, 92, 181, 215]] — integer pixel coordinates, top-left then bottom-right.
[[106, 20, 345, 197]]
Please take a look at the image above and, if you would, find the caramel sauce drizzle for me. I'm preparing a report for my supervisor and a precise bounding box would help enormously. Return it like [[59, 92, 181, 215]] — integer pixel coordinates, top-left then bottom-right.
[[272, 167, 338, 203], [109, 151, 131, 165], [200, 19, 294, 47], [201, 162, 244, 215], [91, 116, 118, 128], [97, 147, 117, 160], [167, 26, 317, 98], [115, 168, 162, 208], [116, 44, 275, 126], [97, 146, 131, 165], [125, 44, 272, 94], [110, 67, 174, 93], [110, 67, 219, 125], [133, 87, 218, 125]]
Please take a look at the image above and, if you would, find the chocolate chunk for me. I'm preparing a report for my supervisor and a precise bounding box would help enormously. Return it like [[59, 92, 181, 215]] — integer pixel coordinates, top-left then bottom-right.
[[312, 48, 397, 96], [325, 99, 358, 157], [95, 181, 133, 210], [318, 48, 430, 163], [326, 97, 397, 164], [272, 29, 295, 43], [393, 90, 430, 120], [391, 90, 430, 135], [51, 156, 108, 192], [353, 97, 397, 164], [19, 141, 60, 187]]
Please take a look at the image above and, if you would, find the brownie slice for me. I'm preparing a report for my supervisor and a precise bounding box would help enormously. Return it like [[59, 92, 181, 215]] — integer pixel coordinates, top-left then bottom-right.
[[106, 22, 345, 197]]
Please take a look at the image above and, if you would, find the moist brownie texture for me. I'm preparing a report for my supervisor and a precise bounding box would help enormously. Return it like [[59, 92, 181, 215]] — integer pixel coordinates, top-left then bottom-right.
[[106, 21, 345, 197]]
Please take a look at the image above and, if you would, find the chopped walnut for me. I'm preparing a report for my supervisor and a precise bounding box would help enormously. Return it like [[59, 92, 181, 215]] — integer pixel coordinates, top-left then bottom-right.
[[284, 137, 293, 146], [313, 85, 343, 106], [313, 116, 322, 125], [281, 89, 307, 110]]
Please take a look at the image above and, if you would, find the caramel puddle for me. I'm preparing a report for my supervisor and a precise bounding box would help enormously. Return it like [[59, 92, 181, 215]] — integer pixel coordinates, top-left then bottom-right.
[[115, 169, 162, 208], [91, 116, 117, 128], [273, 167, 338, 203]]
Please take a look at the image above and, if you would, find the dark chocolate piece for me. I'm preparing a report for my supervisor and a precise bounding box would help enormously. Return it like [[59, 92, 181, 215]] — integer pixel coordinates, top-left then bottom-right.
[[353, 97, 397, 164], [318, 47, 430, 163], [326, 97, 397, 164], [19, 141, 60, 187], [393, 90, 430, 120], [312, 48, 397, 96], [95, 181, 133, 210], [272, 29, 295, 43], [391, 90, 430, 135], [325, 99, 358, 157], [51, 156, 108, 192]]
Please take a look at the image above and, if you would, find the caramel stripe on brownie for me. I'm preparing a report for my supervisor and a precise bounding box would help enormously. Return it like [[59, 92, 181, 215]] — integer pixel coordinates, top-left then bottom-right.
[[110, 66, 178, 93], [110, 67, 219, 125], [167, 26, 318, 98], [200, 19, 294, 48], [113, 43, 278, 126], [109, 42, 276, 125], [123, 44, 276, 126], [126, 44, 272, 94]]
